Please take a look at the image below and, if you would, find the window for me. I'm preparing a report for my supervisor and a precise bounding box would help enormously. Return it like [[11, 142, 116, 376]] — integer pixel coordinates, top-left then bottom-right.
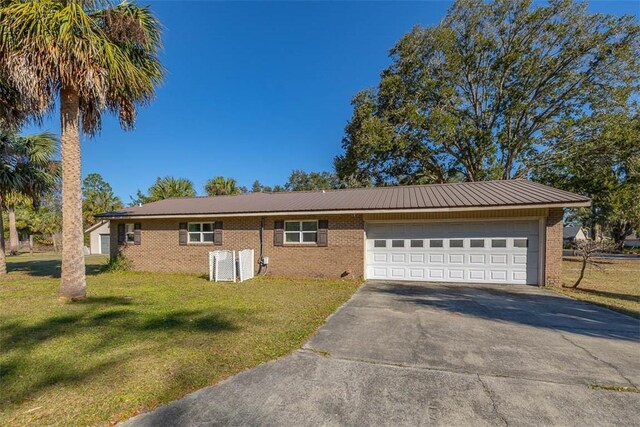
[[392, 240, 405, 248], [450, 239, 463, 248], [125, 223, 135, 243], [410, 240, 424, 248], [492, 239, 507, 248], [470, 239, 485, 248], [285, 220, 317, 244], [374, 240, 386, 248], [188, 223, 214, 243], [430, 239, 443, 248], [514, 238, 528, 248]]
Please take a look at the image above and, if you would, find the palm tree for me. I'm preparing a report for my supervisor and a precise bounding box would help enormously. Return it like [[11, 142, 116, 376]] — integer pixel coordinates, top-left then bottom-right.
[[0, 1, 163, 300], [132, 176, 195, 205], [0, 131, 58, 271], [205, 176, 243, 196]]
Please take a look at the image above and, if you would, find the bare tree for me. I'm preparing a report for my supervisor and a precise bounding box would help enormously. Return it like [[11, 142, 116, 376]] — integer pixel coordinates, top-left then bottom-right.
[[567, 240, 616, 289]]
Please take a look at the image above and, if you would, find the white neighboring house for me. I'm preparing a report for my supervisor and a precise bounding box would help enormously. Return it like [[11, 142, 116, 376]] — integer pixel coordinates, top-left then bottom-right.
[[563, 225, 587, 245], [85, 221, 111, 255]]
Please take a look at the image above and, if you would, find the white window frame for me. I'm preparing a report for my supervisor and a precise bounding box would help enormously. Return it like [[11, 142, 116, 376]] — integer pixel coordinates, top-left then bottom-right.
[[284, 220, 318, 245], [125, 223, 135, 244], [188, 222, 214, 244]]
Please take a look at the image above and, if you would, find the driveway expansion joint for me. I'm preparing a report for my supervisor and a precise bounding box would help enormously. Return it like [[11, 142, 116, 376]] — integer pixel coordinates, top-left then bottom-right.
[[477, 374, 509, 427], [558, 332, 637, 388], [298, 348, 613, 389]]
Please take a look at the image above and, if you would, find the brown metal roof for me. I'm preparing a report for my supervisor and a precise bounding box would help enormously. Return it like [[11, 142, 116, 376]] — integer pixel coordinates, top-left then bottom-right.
[[97, 180, 590, 218]]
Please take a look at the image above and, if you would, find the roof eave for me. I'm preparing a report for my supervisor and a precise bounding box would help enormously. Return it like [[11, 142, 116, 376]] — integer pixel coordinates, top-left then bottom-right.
[[96, 200, 591, 220]]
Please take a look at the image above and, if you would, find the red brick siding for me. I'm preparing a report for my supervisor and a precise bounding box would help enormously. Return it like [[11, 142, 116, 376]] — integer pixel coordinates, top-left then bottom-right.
[[111, 208, 564, 282], [544, 207, 564, 286], [111, 214, 364, 279]]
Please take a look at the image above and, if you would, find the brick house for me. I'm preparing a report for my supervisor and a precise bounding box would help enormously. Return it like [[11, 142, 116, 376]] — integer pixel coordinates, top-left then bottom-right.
[[97, 180, 590, 286]]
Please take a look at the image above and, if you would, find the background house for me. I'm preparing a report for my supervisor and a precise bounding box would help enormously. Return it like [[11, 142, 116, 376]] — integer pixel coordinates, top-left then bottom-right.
[[563, 225, 587, 248], [85, 221, 110, 255]]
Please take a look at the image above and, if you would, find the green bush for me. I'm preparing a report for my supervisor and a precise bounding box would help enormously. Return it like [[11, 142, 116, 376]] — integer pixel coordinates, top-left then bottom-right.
[[101, 254, 131, 273]]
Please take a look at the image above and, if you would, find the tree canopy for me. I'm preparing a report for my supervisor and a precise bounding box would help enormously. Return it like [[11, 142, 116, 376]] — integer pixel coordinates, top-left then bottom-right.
[[82, 173, 122, 227], [532, 107, 640, 247], [335, 0, 639, 185]]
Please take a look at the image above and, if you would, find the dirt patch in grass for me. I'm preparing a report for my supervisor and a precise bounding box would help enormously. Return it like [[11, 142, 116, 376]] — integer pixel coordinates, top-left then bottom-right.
[[0, 255, 360, 426], [553, 258, 640, 318]]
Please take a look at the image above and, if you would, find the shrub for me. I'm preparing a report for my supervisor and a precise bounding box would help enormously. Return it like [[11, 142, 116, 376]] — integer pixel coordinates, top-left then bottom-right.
[[101, 254, 131, 273]]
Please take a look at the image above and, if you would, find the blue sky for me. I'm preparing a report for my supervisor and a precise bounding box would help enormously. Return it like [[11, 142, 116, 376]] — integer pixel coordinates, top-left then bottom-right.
[[22, 1, 639, 202]]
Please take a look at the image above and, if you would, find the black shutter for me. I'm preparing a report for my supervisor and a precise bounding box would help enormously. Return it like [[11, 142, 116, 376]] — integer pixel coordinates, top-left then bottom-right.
[[317, 220, 328, 246], [274, 220, 284, 246], [179, 222, 188, 246], [133, 223, 142, 245], [213, 221, 223, 245], [117, 223, 125, 245]]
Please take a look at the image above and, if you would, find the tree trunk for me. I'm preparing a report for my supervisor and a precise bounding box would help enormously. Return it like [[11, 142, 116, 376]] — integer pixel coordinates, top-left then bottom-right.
[[8, 204, 19, 255], [58, 86, 86, 302], [29, 235, 33, 256], [570, 257, 588, 289], [0, 199, 6, 275]]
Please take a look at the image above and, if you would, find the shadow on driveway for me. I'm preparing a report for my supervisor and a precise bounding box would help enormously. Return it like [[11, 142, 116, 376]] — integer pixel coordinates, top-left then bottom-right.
[[371, 282, 640, 341]]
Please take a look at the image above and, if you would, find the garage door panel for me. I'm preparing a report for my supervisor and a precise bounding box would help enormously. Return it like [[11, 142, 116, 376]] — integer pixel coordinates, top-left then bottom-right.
[[366, 220, 539, 285], [490, 254, 508, 265], [372, 253, 387, 263], [429, 254, 444, 264], [409, 253, 425, 263], [409, 269, 426, 279], [490, 270, 508, 281], [469, 270, 486, 281], [469, 254, 486, 264], [390, 268, 406, 278], [448, 269, 464, 280], [390, 253, 406, 263], [449, 254, 464, 264], [429, 269, 444, 279], [512, 254, 527, 265]]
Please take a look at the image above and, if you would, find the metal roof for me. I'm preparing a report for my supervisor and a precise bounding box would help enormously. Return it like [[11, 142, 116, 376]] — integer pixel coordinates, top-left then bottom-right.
[[97, 180, 590, 218]]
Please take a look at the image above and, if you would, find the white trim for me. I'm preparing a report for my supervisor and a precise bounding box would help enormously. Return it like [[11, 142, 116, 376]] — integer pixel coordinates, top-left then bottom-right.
[[97, 201, 590, 220], [85, 220, 108, 233]]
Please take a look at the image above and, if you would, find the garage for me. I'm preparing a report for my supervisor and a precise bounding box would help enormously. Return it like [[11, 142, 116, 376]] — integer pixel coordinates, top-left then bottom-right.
[[365, 220, 540, 285]]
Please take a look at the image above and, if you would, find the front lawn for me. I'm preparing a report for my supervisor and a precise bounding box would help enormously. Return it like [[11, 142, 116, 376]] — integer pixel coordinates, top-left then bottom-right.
[[0, 254, 360, 426], [556, 258, 640, 319]]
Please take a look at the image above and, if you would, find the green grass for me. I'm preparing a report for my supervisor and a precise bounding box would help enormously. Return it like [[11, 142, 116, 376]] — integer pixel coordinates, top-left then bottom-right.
[[554, 258, 640, 319], [0, 254, 361, 426]]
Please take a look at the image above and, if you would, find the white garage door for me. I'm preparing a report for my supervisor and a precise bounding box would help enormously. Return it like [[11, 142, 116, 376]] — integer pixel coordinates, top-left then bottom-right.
[[366, 220, 539, 285]]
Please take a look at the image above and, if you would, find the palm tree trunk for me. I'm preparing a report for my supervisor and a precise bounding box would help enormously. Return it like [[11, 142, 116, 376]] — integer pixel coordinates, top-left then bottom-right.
[[58, 86, 86, 301], [8, 203, 19, 255], [0, 196, 6, 275]]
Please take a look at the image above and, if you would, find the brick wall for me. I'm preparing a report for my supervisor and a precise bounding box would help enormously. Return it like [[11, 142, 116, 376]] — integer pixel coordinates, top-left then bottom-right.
[[111, 208, 564, 283], [544, 207, 564, 286], [111, 214, 365, 279]]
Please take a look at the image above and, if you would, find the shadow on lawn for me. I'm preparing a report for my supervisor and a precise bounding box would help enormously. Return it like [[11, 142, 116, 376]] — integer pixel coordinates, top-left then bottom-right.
[[6, 257, 105, 278], [571, 288, 640, 303], [369, 282, 640, 341], [0, 301, 241, 409]]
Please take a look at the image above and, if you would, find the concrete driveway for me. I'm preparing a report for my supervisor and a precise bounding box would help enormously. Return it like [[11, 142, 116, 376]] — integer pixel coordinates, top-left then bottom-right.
[[123, 282, 640, 426]]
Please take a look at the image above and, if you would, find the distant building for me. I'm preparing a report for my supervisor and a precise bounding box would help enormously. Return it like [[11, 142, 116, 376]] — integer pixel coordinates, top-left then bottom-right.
[[85, 221, 110, 254]]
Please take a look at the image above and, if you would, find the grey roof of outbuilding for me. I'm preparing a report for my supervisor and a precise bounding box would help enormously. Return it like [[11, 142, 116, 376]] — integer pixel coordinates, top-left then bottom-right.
[[563, 226, 584, 239], [97, 180, 590, 218]]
